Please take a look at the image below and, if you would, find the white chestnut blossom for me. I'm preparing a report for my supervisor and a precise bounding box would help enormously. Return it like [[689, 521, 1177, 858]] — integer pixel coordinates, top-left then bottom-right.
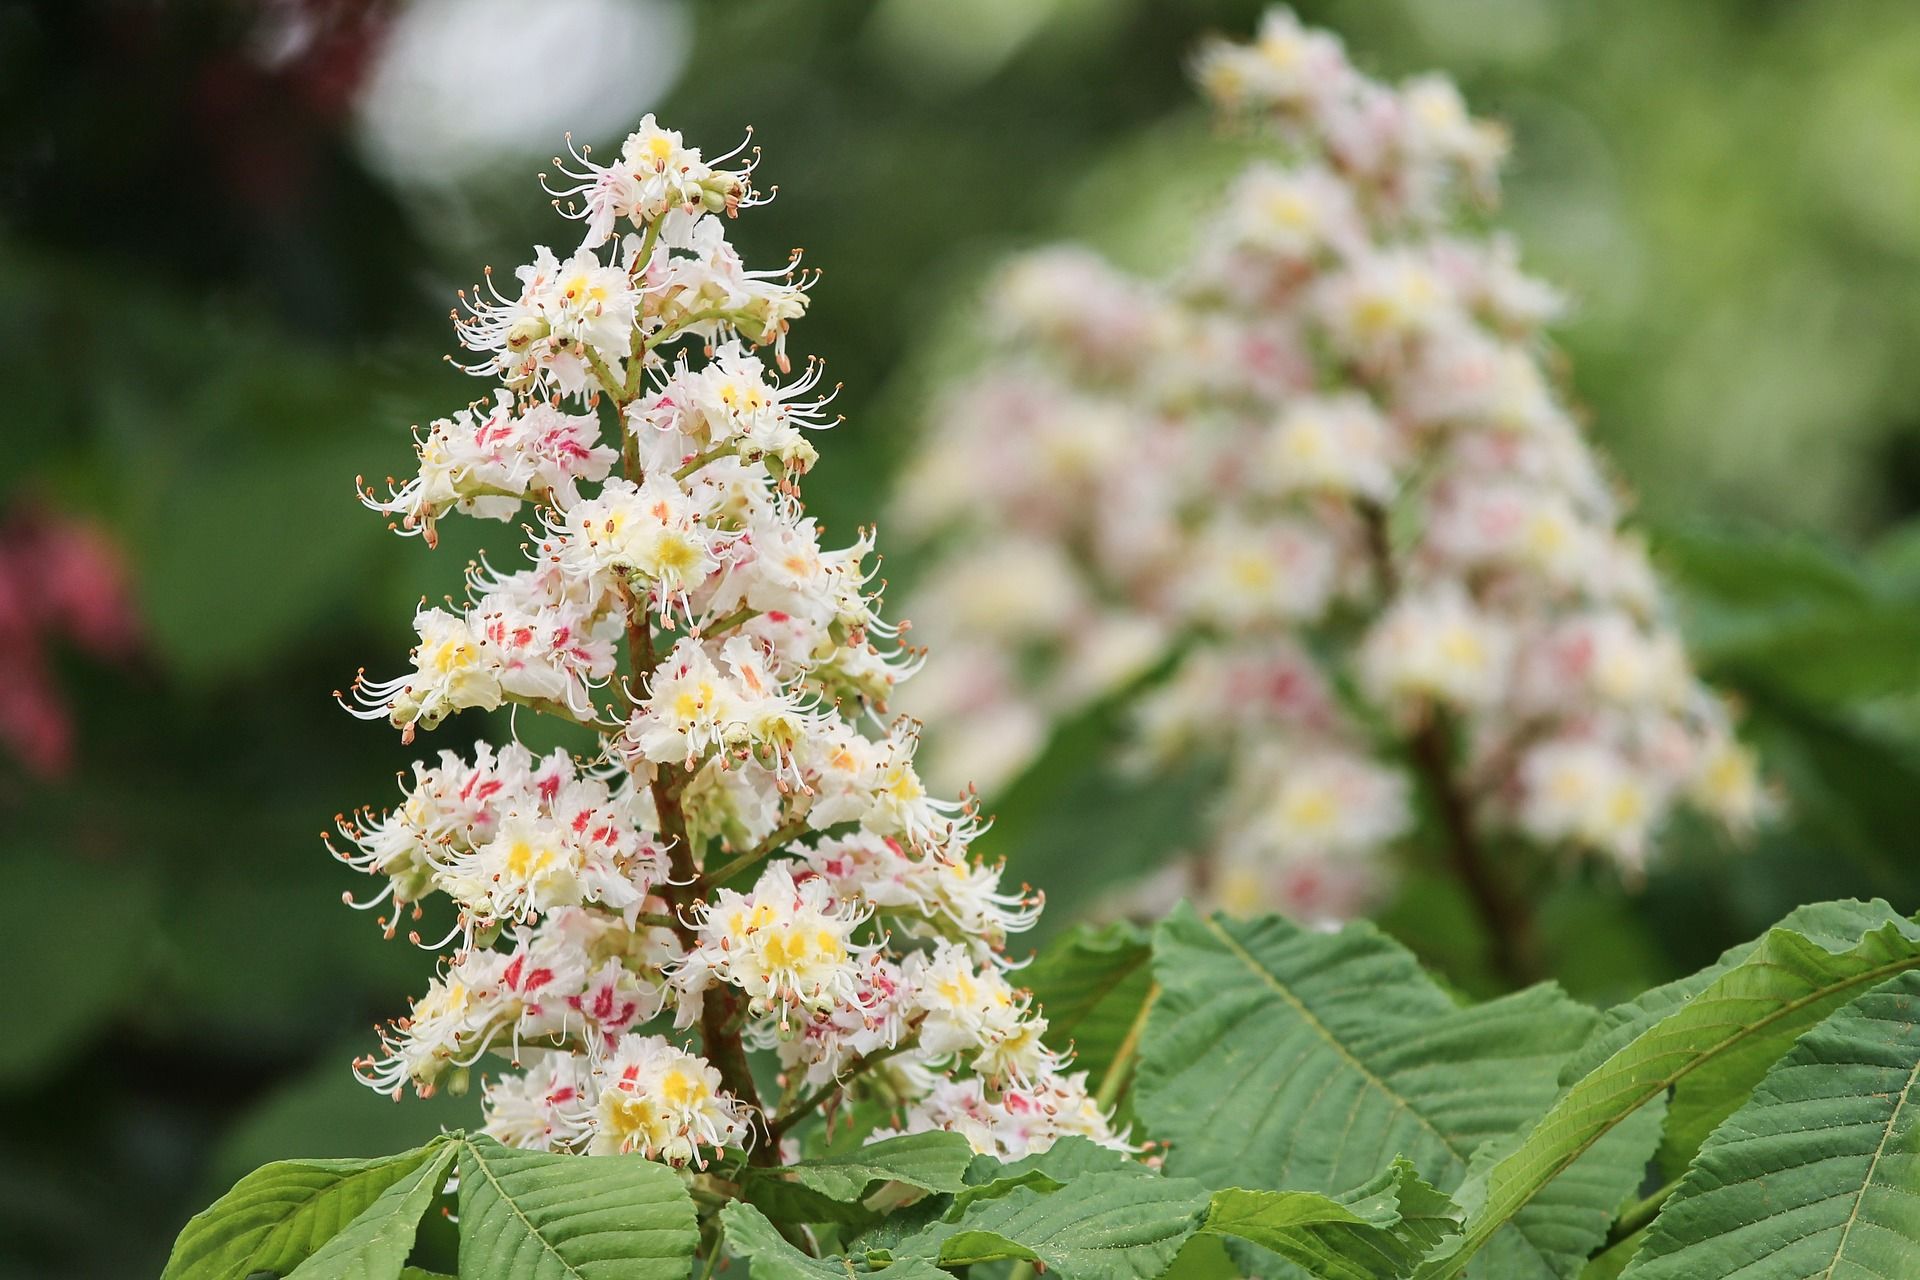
[[897, 7, 1770, 933], [337, 115, 1120, 1170]]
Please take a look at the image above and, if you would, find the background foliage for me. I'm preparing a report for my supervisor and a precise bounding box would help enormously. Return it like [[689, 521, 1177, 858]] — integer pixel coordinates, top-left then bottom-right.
[[4, 1, 1920, 1275]]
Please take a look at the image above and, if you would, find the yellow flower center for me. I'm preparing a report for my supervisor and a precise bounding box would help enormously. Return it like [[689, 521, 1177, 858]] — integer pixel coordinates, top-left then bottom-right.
[[660, 1067, 707, 1109]]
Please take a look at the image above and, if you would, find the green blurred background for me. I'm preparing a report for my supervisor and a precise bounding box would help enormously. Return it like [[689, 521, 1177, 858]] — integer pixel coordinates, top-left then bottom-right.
[[4, 1, 1920, 1274]]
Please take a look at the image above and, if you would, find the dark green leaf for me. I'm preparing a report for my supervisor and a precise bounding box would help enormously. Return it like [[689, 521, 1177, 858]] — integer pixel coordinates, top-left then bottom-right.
[[1136, 906, 1652, 1278], [893, 1169, 1208, 1280], [1422, 902, 1920, 1278], [455, 1136, 698, 1280], [162, 1139, 448, 1280], [1199, 1158, 1460, 1280], [1619, 970, 1920, 1279], [720, 1201, 945, 1280], [286, 1141, 457, 1279]]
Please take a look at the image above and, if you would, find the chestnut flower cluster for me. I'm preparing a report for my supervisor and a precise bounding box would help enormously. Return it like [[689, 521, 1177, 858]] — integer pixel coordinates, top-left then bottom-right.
[[895, 10, 1768, 931], [334, 117, 1119, 1168]]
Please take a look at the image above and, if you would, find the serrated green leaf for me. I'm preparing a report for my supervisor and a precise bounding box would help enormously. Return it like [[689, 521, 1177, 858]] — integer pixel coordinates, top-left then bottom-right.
[[1561, 901, 1914, 1088], [894, 1169, 1208, 1280], [1021, 921, 1154, 1082], [964, 1136, 1142, 1187], [1198, 1157, 1460, 1280], [1566, 899, 1920, 1176], [952, 1136, 1147, 1215], [742, 1131, 973, 1229], [720, 1201, 945, 1280], [162, 1138, 447, 1280], [1135, 907, 1653, 1279], [1421, 903, 1920, 1278], [1618, 970, 1920, 1279], [455, 1136, 697, 1280], [285, 1141, 457, 1279], [775, 1130, 975, 1201]]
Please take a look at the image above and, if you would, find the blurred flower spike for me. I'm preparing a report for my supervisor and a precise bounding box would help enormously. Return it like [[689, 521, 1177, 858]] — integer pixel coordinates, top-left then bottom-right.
[[895, 6, 1773, 953], [0, 504, 142, 779]]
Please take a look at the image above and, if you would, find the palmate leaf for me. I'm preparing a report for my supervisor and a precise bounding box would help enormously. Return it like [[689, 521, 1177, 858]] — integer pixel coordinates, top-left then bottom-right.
[[455, 1136, 698, 1280], [1565, 899, 1920, 1176], [285, 1141, 458, 1279], [887, 1168, 1208, 1280], [1198, 1158, 1461, 1280], [1134, 907, 1656, 1279], [1419, 901, 1920, 1279], [1617, 970, 1920, 1279], [162, 1138, 450, 1280], [773, 1131, 976, 1201], [882, 1152, 1458, 1280], [742, 1131, 976, 1228], [722, 1201, 948, 1280]]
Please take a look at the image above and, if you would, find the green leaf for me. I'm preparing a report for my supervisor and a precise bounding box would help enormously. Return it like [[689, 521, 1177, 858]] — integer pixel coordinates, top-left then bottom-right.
[[893, 1169, 1209, 1280], [742, 1131, 974, 1228], [965, 1135, 1142, 1187], [1557, 899, 1920, 1175], [1660, 522, 1920, 705], [162, 1139, 447, 1280], [1199, 1158, 1459, 1280], [286, 1141, 458, 1279], [1135, 907, 1653, 1279], [1021, 920, 1154, 1083], [774, 1131, 975, 1201], [953, 1136, 1148, 1214], [1421, 901, 1920, 1278], [455, 1136, 698, 1280], [198, 1035, 477, 1205], [720, 1201, 945, 1280], [1618, 970, 1920, 1279]]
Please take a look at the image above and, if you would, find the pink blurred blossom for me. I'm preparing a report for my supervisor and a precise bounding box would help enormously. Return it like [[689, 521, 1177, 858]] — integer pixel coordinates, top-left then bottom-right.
[[0, 504, 142, 778]]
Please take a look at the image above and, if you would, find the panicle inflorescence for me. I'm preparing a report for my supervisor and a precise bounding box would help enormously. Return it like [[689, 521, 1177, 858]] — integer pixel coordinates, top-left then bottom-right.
[[333, 115, 1119, 1168], [895, 8, 1770, 926]]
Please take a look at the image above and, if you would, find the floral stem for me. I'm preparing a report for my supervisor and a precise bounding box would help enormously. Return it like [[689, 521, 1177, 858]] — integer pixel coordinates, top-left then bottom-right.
[[1409, 713, 1538, 987], [654, 307, 760, 348], [699, 605, 760, 638], [607, 317, 768, 1153], [700, 817, 811, 890], [1358, 502, 1537, 987], [585, 348, 628, 408], [504, 693, 604, 733], [675, 444, 738, 481], [770, 1034, 919, 1138]]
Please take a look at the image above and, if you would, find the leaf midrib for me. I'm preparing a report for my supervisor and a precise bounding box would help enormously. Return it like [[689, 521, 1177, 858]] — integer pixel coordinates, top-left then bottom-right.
[[1202, 917, 1470, 1167], [1820, 1033, 1920, 1278], [1440, 948, 1920, 1277], [242, 1156, 430, 1277], [464, 1141, 591, 1280]]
